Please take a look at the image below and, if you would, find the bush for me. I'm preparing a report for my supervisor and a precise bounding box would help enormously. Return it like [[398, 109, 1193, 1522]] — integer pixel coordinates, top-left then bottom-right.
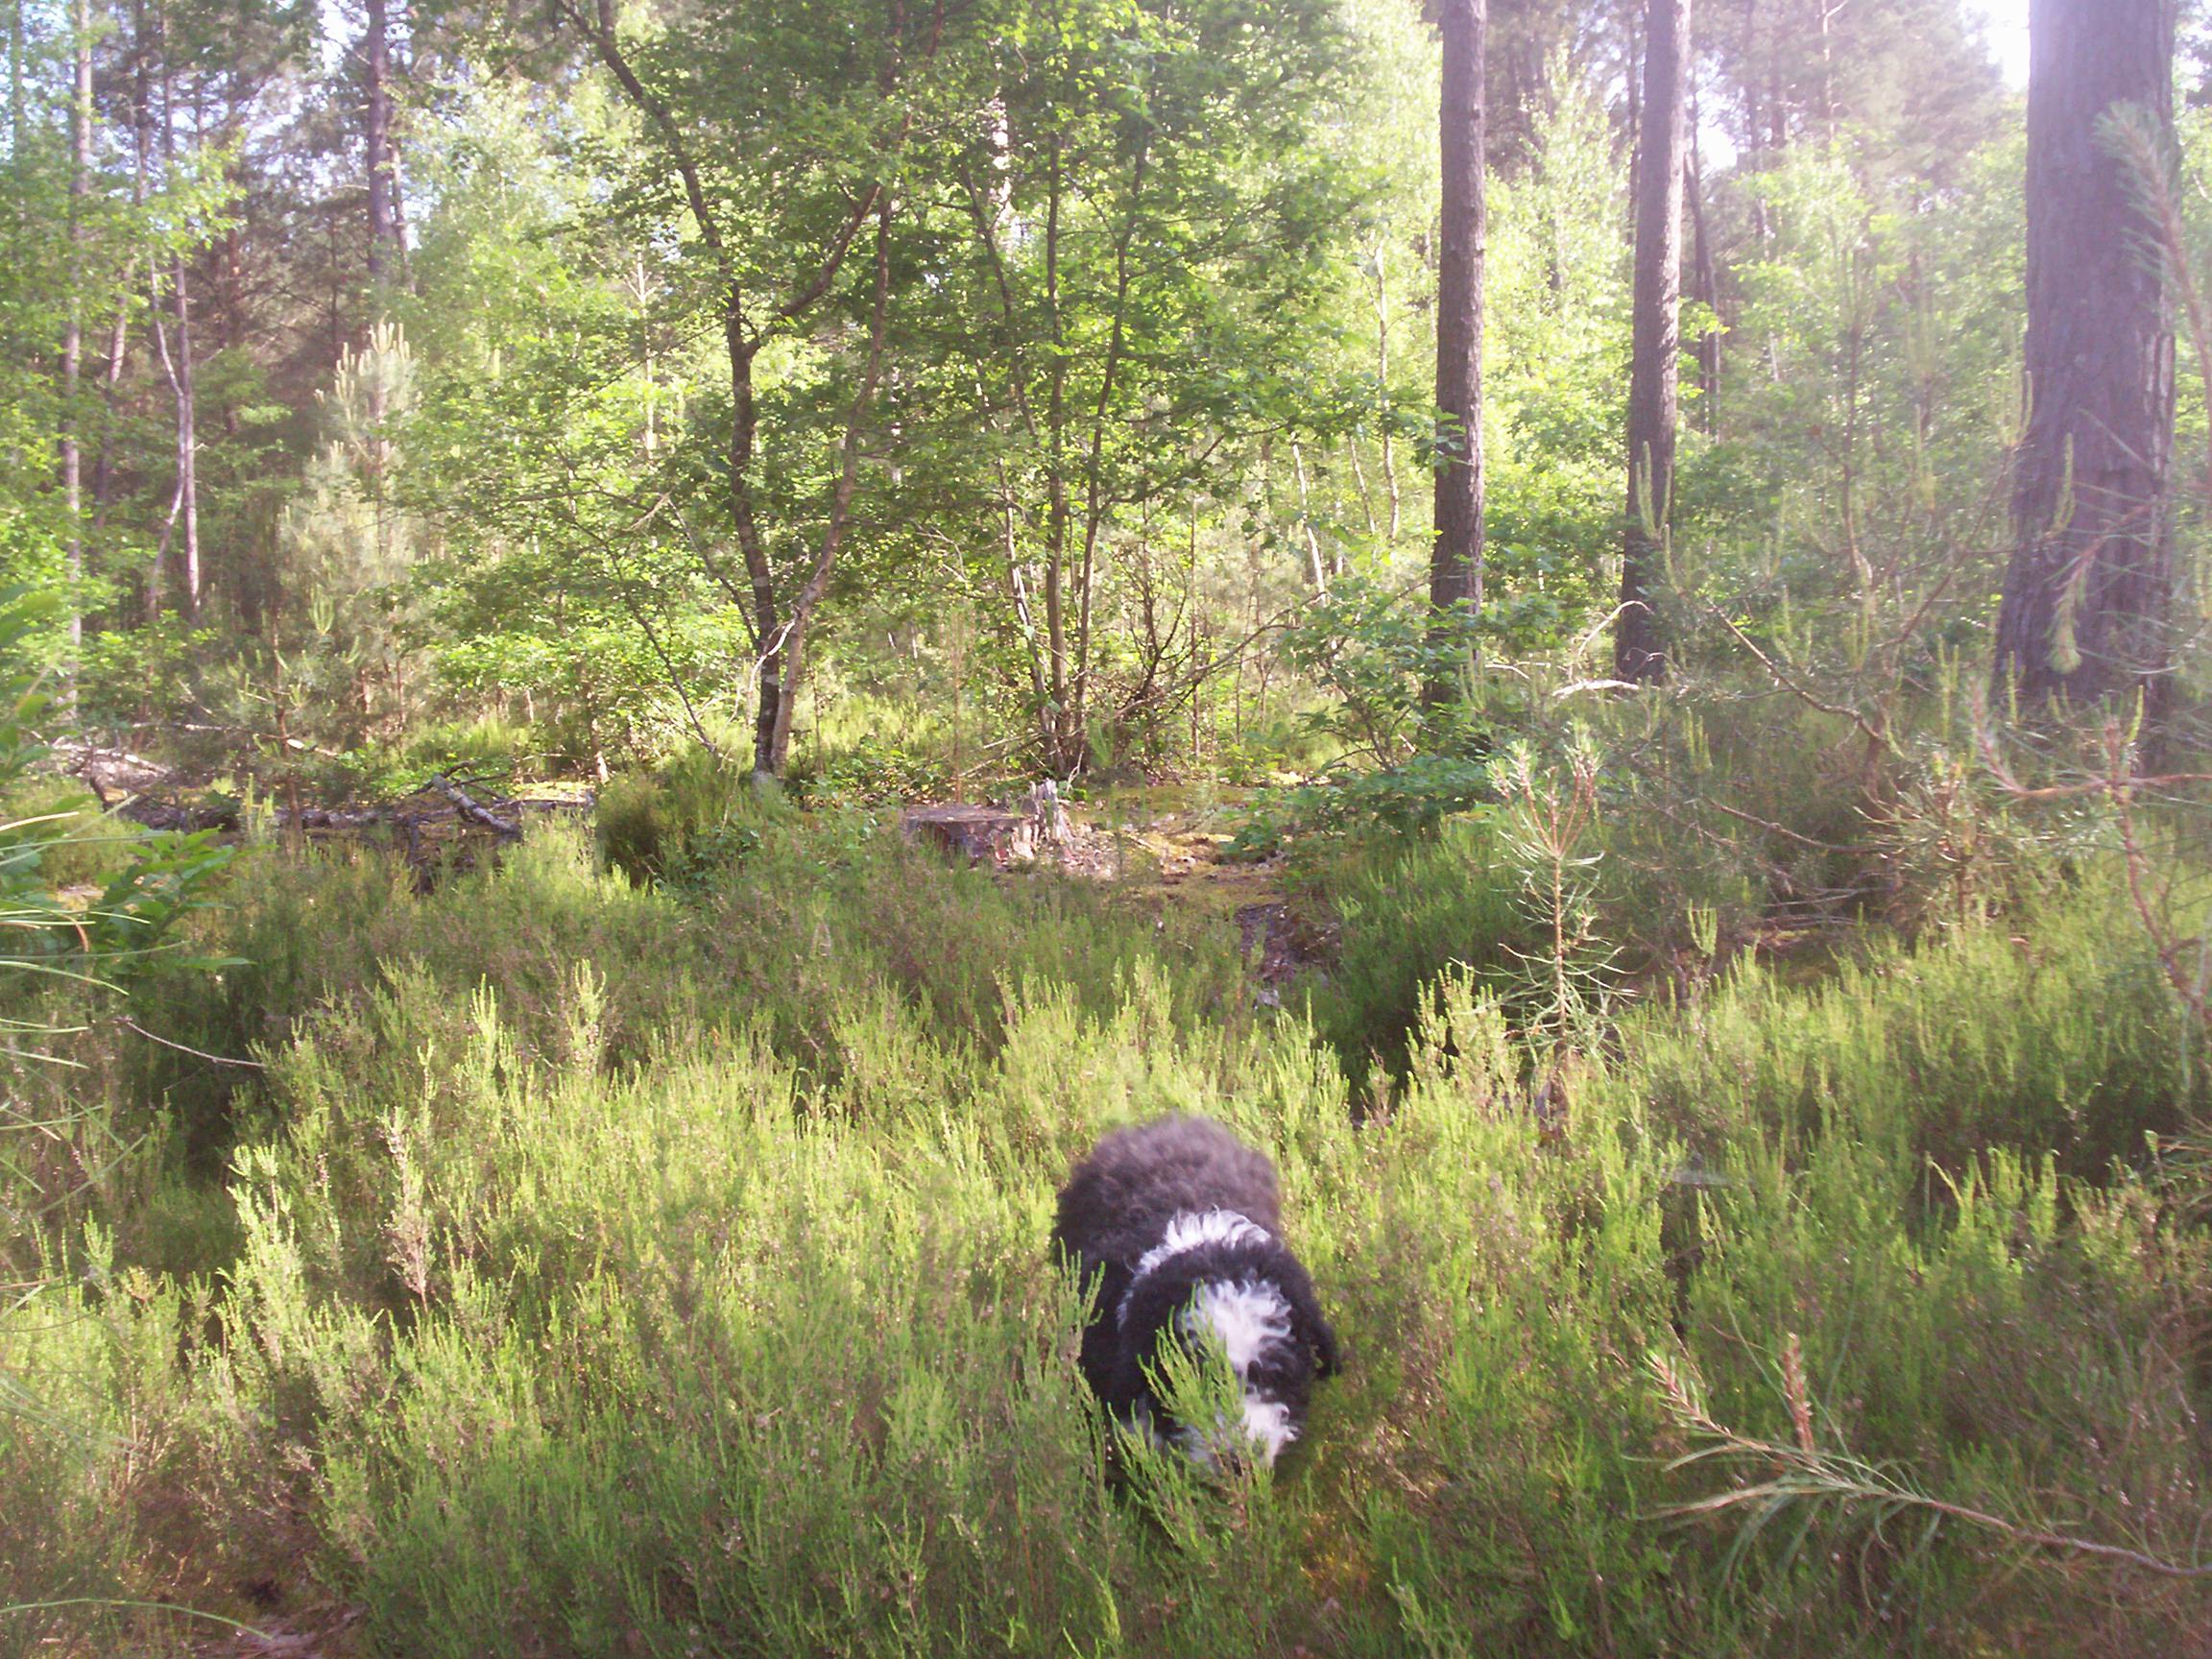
[[595, 742, 765, 885], [787, 733, 950, 807], [0, 776, 132, 889], [592, 770, 670, 883], [1304, 815, 1537, 1084], [7, 803, 2212, 1655]]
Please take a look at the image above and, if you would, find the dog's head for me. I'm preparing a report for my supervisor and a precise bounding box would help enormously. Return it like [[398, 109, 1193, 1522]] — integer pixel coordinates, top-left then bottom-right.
[[1109, 1213, 1339, 1468]]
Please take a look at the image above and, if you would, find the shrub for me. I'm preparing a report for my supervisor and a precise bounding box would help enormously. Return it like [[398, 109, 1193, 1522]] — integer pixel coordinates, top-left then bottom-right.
[[0, 777, 132, 889], [1304, 815, 1541, 1084], [787, 733, 950, 807], [7, 804, 2212, 1655]]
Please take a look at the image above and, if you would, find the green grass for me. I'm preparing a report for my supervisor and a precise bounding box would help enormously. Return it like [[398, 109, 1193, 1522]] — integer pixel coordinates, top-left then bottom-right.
[[4, 810, 2210, 1655]]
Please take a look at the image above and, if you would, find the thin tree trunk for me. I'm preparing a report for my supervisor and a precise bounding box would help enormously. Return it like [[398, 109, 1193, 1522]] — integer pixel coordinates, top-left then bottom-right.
[[62, 0, 90, 680], [9, 0, 24, 161], [1993, 0, 2176, 719], [1743, 0, 1769, 248], [762, 200, 896, 775], [1428, 0, 1485, 703], [1043, 132, 1072, 766], [92, 1, 143, 529], [1687, 114, 1720, 433], [1291, 441, 1326, 589], [1070, 142, 1149, 768], [130, 0, 164, 618], [90, 294, 130, 527], [1617, 0, 1689, 684], [567, 0, 910, 778], [1372, 239, 1401, 538], [156, 0, 199, 618], [364, 0, 394, 298], [1347, 433, 1378, 537]]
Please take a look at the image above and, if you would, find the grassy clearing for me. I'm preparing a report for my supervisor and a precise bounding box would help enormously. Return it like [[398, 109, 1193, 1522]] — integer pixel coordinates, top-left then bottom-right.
[[3, 811, 2209, 1656]]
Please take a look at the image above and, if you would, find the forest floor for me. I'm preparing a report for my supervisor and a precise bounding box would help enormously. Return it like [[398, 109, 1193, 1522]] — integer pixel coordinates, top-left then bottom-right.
[[1046, 792, 1331, 990]]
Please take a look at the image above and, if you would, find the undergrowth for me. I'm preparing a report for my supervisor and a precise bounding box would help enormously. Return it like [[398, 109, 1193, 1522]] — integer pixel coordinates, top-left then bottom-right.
[[3, 802, 2209, 1656]]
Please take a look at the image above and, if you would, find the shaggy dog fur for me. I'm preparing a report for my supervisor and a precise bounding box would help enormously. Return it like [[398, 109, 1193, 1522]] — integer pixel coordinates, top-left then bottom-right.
[[1052, 1116, 1339, 1466]]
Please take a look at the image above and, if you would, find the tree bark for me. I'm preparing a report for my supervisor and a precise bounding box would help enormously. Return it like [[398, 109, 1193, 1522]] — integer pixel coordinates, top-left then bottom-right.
[[1994, 0, 2177, 720], [1070, 140, 1149, 765], [363, 0, 397, 301], [91, 0, 141, 534], [1371, 237, 1400, 539], [156, 0, 199, 619], [1687, 121, 1720, 434], [1617, 0, 1690, 684], [1427, 0, 1484, 703], [62, 0, 90, 677], [8, 0, 22, 159], [757, 200, 896, 776], [1043, 132, 1072, 766]]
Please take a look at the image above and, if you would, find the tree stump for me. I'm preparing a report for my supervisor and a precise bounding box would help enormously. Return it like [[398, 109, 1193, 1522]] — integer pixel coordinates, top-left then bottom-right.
[[902, 785, 1075, 869], [900, 805, 1048, 866]]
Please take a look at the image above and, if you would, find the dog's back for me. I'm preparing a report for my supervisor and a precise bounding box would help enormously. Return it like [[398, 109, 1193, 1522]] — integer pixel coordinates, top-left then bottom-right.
[[1050, 1115, 1283, 1274], [1051, 1115, 1336, 1465]]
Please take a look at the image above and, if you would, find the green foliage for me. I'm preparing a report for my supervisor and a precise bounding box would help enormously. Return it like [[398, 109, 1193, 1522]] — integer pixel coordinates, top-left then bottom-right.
[[0, 594, 234, 991], [1235, 756, 1497, 853], [0, 777, 131, 890], [786, 733, 950, 808], [595, 742, 773, 884], [1276, 574, 1482, 767], [1304, 816, 1534, 1083], [1622, 869, 2200, 1178], [0, 801, 2206, 1654]]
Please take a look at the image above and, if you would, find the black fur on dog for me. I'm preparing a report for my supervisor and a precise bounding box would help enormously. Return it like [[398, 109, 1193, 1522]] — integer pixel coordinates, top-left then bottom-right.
[[1052, 1115, 1339, 1465]]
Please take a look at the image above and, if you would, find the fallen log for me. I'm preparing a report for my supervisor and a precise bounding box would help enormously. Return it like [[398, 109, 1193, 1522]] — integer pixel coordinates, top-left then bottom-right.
[[427, 773, 523, 839], [119, 797, 241, 832]]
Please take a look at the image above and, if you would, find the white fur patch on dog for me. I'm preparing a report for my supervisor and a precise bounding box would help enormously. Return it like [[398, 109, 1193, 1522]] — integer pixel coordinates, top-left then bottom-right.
[[1238, 1396, 1296, 1463], [1131, 1209, 1271, 1283], [1184, 1276, 1292, 1372]]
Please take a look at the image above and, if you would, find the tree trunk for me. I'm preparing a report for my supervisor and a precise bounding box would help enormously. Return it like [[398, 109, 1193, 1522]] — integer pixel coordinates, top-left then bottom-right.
[[1070, 141, 1149, 763], [1427, 0, 1484, 703], [131, 0, 164, 619], [1371, 238, 1400, 539], [1994, 0, 2177, 720], [1687, 121, 1720, 434], [61, 0, 90, 678], [1617, 0, 1690, 684], [364, 0, 395, 298], [156, 0, 199, 619], [92, 0, 142, 532], [757, 201, 896, 777], [8, 0, 20, 159], [729, 320, 786, 776], [568, 0, 911, 781], [1042, 132, 1072, 768]]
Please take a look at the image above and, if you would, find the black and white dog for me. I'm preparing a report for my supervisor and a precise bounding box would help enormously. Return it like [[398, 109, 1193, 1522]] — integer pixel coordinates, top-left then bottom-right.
[[1052, 1116, 1339, 1467]]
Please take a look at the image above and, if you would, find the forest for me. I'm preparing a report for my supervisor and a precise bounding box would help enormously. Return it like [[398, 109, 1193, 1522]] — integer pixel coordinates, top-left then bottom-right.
[[7, 0, 2212, 1650]]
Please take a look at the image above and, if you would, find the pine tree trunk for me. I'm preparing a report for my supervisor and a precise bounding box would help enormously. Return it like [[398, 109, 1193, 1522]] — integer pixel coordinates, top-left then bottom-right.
[[131, 0, 164, 620], [364, 0, 396, 299], [1617, 0, 1689, 684], [158, 0, 200, 618], [1687, 134, 1720, 434], [1427, 0, 1484, 703], [62, 0, 90, 677], [1994, 0, 2176, 720], [9, 0, 24, 158]]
